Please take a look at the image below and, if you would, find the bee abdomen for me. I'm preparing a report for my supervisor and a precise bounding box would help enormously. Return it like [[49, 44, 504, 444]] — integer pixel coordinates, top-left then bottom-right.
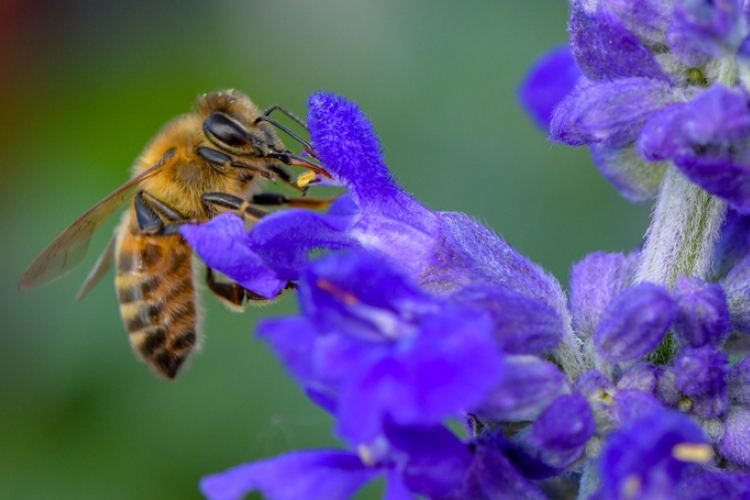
[[116, 229, 199, 379]]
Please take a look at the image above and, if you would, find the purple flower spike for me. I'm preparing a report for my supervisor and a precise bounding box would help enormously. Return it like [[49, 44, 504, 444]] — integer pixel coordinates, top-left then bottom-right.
[[199, 450, 379, 500], [598, 410, 711, 500], [719, 405, 750, 468], [674, 346, 730, 419], [594, 282, 678, 362], [518, 44, 583, 131], [672, 277, 731, 347]]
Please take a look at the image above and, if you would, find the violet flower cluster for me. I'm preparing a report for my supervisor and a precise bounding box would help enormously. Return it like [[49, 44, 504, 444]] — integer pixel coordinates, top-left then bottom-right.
[[181, 6, 750, 494]]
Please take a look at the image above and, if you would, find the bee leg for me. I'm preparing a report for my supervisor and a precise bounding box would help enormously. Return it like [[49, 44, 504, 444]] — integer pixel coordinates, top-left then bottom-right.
[[252, 192, 339, 210], [254, 115, 314, 154], [205, 268, 269, 310], [134, 191, 189, 236], [201, 192, 270, 221], [260, 105, 308, 130], [197, 147, 276, 181]]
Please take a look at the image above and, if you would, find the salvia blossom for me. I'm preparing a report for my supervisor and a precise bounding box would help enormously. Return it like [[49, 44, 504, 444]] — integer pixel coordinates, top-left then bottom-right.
[[179, 84, 750, 500], [177, 4, 750, 492]]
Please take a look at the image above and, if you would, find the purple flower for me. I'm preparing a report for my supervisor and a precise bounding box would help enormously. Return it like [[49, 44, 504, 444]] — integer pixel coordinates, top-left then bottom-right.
[[672, 277, 732, 347], [594, 282, 678, 362], [200, 422, 474, 500], [719, 405, 750, 468], [256, 252, 506, 446], [674, 345, 730, 418], [519, 0, 750, 210], [597, 410, 712, 499], [518, 44, 583, 131]]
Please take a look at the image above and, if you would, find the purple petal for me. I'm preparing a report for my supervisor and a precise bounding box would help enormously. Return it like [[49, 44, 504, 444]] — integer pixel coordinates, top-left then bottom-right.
[[672, 277, 731, 348], [669, 0, 748, 62], [674, 472, 750, 500], [450, 285, 563, 355], [297, 252, 440, 342], [712, 208, 750, 281], [719, 405, 750, 468], [384, 422, 473, 497], [612, 389, 666, 425], [606, 0, 673, 45], [599, 410, 709, 499], [384, 471, 416, 500], [637, 102, 690, 161], [589, 144, 668, 200], [674, 346, 730, 418], [247, 207, 358, 281], [730, 356, 750, 404], [308, 92, 396, 207], [594, 282, 678, 362], [569, 251, 639, 336], [199, 450, 379, 500], [256, 317, 322, 386], [518, 44, 583, 131], [721, 255, 750, 334], [336, 313, 502, 445], [551, 78, 673, 148], [180, 213, 287, 299], [477, 355, 566, 422], [617, 362, 659, 394], [527, 394, 595, 468], [569, 1, 669, 82], [435, 436, 548, 500], [432, 213, 570, 319], [675, 154, 750, 214]]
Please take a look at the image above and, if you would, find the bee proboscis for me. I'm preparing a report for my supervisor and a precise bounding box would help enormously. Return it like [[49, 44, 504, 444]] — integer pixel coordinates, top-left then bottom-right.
[[19, 89, 331, 379]]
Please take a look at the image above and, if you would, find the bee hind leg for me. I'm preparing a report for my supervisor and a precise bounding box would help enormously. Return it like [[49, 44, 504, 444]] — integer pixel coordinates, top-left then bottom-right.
[[205, 267, 270, 311]]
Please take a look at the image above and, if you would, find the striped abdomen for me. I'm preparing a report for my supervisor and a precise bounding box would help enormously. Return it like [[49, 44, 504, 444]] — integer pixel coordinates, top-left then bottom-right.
[[115, 223, 199, 379]]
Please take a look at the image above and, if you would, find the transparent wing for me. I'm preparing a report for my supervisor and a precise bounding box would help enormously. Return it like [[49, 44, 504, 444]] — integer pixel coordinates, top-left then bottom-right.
[[19, 159, 167, 291], [75, 229, 118, 302]]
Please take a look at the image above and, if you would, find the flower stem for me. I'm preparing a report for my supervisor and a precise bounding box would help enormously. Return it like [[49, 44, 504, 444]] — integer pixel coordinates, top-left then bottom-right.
[[635, 165, 726, 363], [635, 166, 726, 287]]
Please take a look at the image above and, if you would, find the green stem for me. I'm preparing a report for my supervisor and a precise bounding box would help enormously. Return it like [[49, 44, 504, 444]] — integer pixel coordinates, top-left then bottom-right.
[[635, 165, 726, 362]]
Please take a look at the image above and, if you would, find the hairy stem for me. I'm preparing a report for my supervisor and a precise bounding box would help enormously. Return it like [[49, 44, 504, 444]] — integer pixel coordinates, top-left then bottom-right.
[[635, 165, 726, 363]]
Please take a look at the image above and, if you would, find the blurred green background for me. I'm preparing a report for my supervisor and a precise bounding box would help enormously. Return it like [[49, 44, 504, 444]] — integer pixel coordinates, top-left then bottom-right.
[[0, 1, 651, 499]]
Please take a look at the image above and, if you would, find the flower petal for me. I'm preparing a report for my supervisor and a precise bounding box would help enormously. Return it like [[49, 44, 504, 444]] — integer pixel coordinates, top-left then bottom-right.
[[199, 450, 379, 500], [569, 251, 639, 337], [569, 0, 669, 81], [518, 44, 583, 131], [594, 282, 678, 362], [672, 277, 731, 348], [551, 78, 673, 148], [180, 213, 287, 299], [477, 355, 567, 422]]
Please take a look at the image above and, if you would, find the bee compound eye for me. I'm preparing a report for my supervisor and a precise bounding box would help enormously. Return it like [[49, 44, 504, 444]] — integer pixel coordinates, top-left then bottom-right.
[[203, 112, 250, 148]]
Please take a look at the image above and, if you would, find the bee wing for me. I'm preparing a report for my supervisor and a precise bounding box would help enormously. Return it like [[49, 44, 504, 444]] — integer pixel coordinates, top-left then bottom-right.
[[75, 229, 118, 302], [19, 159, 168, 291]]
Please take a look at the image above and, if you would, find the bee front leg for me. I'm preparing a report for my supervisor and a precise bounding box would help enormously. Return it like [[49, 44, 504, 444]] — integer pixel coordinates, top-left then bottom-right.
[[134, 191, 189, 236], [252, 192, 339, 210], [201, 192, 270, 221]]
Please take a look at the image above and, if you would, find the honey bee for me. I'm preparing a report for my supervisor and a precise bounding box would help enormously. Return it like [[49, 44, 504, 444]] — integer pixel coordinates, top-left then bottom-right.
[[19, 90, 331, 380]]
